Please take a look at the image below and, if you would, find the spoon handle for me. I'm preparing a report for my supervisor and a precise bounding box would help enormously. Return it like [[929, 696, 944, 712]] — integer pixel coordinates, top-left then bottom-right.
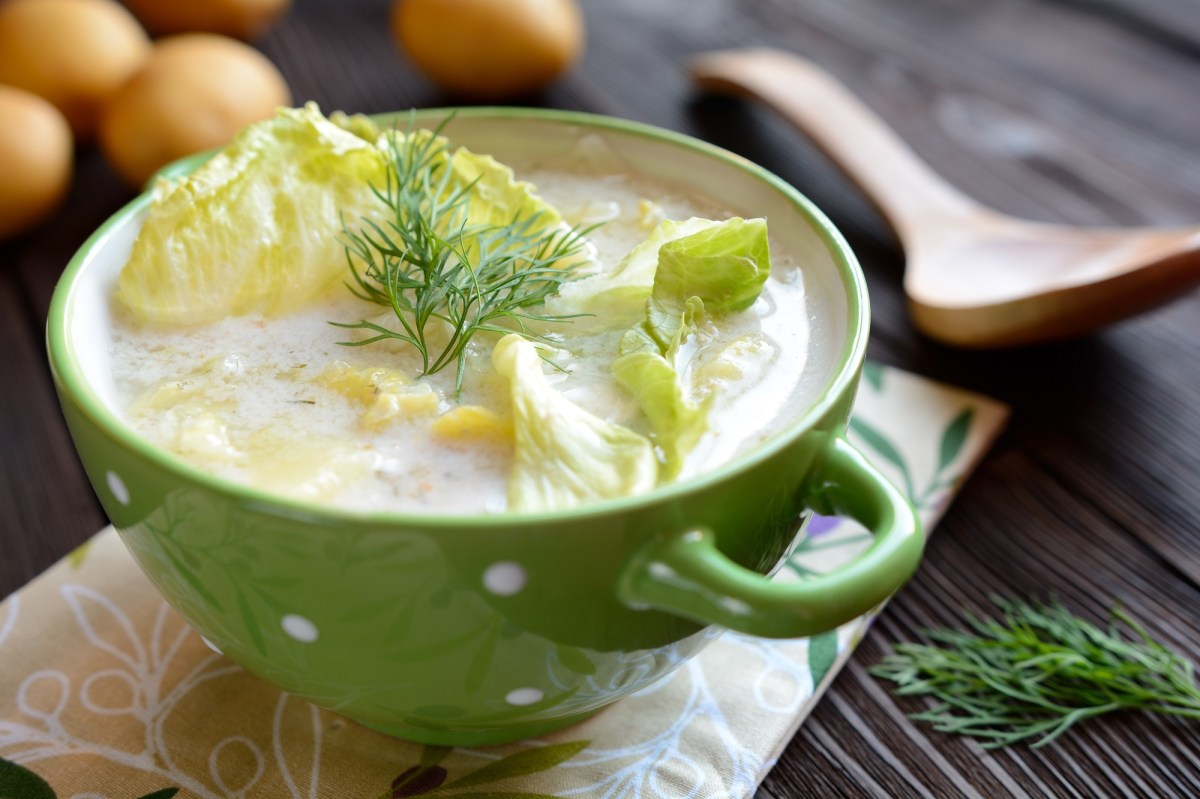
[[690, 48, 980, 238]]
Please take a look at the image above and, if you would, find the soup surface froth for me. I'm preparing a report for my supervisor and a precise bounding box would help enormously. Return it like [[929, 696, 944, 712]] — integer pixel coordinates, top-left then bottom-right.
[[110, 162, 833, 514]]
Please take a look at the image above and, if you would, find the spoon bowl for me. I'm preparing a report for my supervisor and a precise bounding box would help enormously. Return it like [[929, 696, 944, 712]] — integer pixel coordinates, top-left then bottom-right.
[[691, 48, 1200, 347]]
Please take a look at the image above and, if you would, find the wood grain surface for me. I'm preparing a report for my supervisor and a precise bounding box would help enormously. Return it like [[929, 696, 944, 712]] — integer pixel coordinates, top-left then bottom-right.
[[2, 0, 1198, 796]]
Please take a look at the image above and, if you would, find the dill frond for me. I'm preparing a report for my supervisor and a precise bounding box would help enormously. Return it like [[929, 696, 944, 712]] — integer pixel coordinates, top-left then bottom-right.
[[333, 116, 592, 393], [870, 597, 1200, 748]]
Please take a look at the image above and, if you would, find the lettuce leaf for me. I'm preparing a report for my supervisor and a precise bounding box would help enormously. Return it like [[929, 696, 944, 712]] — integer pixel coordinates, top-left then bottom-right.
[[545, 217, 719, 328], [328, 110, 382, 142], [493, 334, 658, 512], [448, 146, 564, 232], [117, 104, 587, 326], [118, 103, 392, 324], [645, 217, 770, 345], [612, 296, 710, 478], [613, 217, 772, 477]]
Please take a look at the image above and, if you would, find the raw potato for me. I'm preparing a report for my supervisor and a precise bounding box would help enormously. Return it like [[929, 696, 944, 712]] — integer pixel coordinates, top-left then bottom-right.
[[0, 0, 151, 139], [100, 34, 292, 187], [122, 0, 293, 40], [393, 0, 584, 99], [0, 87, 73, 240]]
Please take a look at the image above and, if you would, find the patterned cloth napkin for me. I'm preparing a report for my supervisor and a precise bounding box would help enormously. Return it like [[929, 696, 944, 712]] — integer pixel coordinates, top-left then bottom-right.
[[1, 364, 1007, 799]]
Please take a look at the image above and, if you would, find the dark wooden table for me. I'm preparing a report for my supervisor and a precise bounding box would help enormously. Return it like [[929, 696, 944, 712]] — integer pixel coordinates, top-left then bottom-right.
[[4, 0, 1199, 795]]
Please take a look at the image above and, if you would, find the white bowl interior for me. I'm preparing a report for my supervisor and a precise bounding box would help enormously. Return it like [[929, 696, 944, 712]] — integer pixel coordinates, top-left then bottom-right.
[[70, 209, 142, 414]]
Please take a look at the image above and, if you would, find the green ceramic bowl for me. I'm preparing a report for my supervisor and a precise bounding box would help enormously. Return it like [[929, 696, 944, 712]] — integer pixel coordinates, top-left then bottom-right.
[[47, 108, 923, 746]]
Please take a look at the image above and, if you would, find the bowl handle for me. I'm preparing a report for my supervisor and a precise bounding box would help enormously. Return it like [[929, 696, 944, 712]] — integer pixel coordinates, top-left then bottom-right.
[[616, 435, 924, 638]]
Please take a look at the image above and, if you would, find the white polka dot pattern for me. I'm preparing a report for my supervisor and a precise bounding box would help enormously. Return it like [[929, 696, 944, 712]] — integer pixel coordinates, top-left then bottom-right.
[[483, 561, 527, 596], [281, 614, 319, 643], [105, 471, 130, 505], [505, 687, 544, 706]]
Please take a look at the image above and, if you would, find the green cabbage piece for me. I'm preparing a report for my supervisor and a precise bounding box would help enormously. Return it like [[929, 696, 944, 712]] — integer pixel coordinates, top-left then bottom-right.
[[494, 334, 658, 512], [118, 102, 392, 324], [612, 296, 710, 478], [328, 110, 382, 142], [613, 217, 772, 477], [366, 125, 570, 239], [329, 110, 567, 233], [448, 147, 566, 232], [117, 104, 583, 326], [343, 125, 589, 293], [545, 217, 719, 328], [646, 217, 771, 344]]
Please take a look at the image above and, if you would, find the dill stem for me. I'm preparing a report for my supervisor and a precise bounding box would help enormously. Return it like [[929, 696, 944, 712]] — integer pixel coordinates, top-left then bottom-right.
[[871, 597, 1200, 748], [333, 118, 591, 393]]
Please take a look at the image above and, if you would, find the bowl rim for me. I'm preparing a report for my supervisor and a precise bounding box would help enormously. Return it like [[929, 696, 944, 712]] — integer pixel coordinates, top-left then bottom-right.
[[47, 105, 869, 529]]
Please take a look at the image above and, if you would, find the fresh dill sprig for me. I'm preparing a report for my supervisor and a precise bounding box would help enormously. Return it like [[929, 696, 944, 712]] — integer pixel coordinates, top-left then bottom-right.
[[333, 116, 591, 392], [870, 597, 1200, 748]]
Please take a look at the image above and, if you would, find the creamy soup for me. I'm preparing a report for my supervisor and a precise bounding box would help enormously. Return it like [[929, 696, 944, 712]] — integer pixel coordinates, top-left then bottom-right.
[[109, 117, 838, 515]]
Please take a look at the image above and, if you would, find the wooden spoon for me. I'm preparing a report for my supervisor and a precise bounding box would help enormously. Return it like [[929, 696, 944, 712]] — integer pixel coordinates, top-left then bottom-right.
[[690, 48, 1200, 347]]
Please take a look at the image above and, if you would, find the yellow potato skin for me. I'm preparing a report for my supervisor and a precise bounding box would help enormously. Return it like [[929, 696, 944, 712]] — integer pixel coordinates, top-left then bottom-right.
[[392, 0, 584, 99], [122, 0, 293, 40], [0, 0, 151, 139], [0, 87, 73, 240], [99, 34, 292, 187]]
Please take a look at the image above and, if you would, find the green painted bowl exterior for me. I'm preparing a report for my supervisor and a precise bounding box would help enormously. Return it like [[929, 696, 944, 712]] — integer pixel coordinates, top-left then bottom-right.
[[48, 108, 897, 745]]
